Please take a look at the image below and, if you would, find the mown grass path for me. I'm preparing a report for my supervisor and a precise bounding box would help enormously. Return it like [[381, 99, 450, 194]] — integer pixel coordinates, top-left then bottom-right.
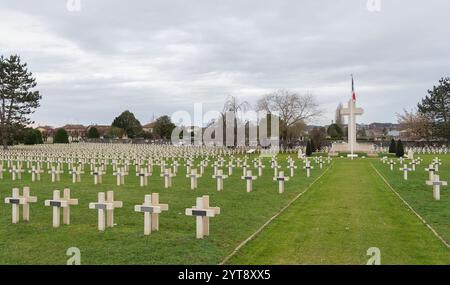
[[229, 159, 450, 264]]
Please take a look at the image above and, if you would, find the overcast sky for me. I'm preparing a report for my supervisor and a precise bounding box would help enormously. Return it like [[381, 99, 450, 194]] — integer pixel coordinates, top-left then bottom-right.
[[1, 0, 449, 127]]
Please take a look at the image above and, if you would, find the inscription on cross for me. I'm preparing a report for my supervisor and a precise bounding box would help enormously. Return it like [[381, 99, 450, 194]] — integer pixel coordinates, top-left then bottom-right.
[[212, 169, 228, 191], [134, 193, 169, 235], [426, 175, 447, 201], [185, 196, 220, 239], [89, 191, 123, 231], [4, 187, 37, 224], [241, 170, 257, 193], [44, 188, 79, 228], [273, 171, 289, 194]]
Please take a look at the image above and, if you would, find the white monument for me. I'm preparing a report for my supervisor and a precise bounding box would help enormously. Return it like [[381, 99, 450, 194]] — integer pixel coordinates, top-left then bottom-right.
[[331, 76, 375, 157]]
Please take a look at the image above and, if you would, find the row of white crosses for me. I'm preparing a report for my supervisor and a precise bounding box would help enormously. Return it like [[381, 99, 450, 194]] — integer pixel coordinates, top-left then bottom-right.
[[382, 155, 448, 201], [4, 187, 219, 239]]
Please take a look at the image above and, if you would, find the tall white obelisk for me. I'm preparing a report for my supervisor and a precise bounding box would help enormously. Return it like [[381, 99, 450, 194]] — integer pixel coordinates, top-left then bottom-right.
[[340, 76, 364, 158]]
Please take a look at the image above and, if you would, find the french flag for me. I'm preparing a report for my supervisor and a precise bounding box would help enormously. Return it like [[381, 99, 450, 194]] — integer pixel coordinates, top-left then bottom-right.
[[352, 75, 356, 101]]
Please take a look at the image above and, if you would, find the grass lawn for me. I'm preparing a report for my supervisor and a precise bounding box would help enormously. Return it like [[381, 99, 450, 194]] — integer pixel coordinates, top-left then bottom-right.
[[0, 154, 328, 264], [228, 158, 450, 265], [372, 154, 450, 247]]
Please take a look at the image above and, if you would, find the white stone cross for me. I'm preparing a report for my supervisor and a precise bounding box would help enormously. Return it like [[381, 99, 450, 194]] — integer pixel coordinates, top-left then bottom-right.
[[303, 160, 314, 177], [318, 157, 324, 169], [199, 160, 207, 175], [399, 164, 412, 180], [9, 165, 24, 181], [410, 160, 417, 171], [241, 170, 257, 192], [160, 168, 175, 188], [29, 165, 44, 182], [340, 96, 364, 156], [185, 160, 193, 175], [288, 161, 297, 177], [69, 166, 84, 183], [213, 161, 220, 176], [134, 193, 168, 235], [48, 166, 63, 182], [89, 191, 123, 231], [186, 169, 201, 190], [425, 164, 437, 181], [212, 169, 228, 191], [185, 195, 220, 239], [256, 160, 265, 176], [0, 164, 4, 179], [273, 171, 289, 194], [432, 157, 442, 172], [227, 161, 235, 176], [113, 167, 127, 186], [389, 160, 396, 171], [426, 175, 447, 201], [44, 188, 78, 228], [172, 160, 179, 175], [242, 163, 250, 177], [4, 187, 37, 224], [272, 161, 281, 177], [136, 168, 151, 187], [90, 167, 104, 184]]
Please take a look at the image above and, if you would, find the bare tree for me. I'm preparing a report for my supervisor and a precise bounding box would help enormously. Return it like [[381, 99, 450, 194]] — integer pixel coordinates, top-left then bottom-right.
[[397, 109, 433, 142], [256, 89, 321, 146], [220, 95, 251, 147]]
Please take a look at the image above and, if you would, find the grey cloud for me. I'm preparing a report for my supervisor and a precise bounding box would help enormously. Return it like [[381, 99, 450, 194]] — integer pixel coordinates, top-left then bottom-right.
[[0, 0, 449, 127]]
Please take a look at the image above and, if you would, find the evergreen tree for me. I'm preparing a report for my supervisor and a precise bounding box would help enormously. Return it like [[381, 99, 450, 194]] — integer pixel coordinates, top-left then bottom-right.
[[0, 55, 41, 149], [154, 115, 176, 140], [54, 128, 69, 143], [112, 110, 143, 138], [35, 129, 43, 144], [310, 138, 317, 153], [305, 140, 313, 156], [327, 123, 343, 140], [396, 139, 405, 158], [23, 128, 38, 145], [388, 139, 397, 153], [418, 77, 450, 142], [87, 126, 100, 138]]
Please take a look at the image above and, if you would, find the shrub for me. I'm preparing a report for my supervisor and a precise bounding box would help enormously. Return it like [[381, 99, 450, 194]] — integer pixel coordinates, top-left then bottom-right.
[[396, 139, 405, 157], [388, 139, 397, 153], [87, 127, 100, 139], [54, 128, 69, 143], [23, 129, 37, 145], [306, 140, 313, 156], [23, 129, 43, 145], [35, 130, 43, 144]]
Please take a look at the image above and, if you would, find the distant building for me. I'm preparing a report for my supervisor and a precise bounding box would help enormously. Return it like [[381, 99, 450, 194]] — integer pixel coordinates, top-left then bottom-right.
[[142, 122, 156, 134], [62, 124, 87, 142], [87, 125, 111, 138], [36, 126, 55, 142]]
